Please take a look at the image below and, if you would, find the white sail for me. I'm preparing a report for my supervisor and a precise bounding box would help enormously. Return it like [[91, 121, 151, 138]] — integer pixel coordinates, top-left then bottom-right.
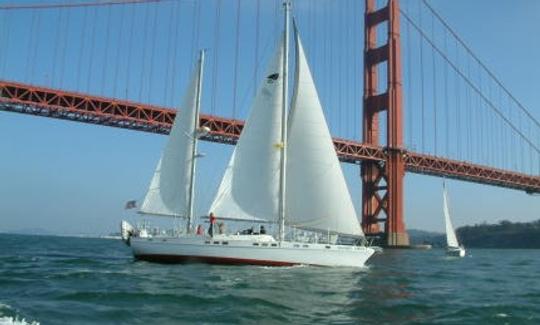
[[286, 30, 363, 237], [139, 62, 201, 217], [209, 41, 284, 222], [443, 184, 460, 248]]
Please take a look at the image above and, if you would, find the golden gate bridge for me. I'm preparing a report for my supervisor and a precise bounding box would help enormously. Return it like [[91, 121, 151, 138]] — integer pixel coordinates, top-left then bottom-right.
[[0, 0, 538, 246]]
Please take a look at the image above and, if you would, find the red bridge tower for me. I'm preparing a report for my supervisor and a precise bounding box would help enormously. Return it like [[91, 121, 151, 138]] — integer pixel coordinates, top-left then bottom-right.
[[362, 0, 409, 246]]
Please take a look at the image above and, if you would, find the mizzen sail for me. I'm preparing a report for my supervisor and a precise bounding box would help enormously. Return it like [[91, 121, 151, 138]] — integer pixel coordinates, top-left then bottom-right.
[[139, 61, 202, 218]]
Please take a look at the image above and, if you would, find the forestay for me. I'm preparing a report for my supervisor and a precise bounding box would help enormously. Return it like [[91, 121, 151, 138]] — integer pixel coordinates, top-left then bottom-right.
[[286, 30, 363, 237], [209, 41, 284, 222], [139, 62, 201, 217]]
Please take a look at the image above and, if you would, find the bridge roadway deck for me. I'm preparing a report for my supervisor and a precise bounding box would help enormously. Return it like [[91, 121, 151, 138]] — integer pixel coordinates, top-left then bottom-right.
[[1, 80, 538, 193]]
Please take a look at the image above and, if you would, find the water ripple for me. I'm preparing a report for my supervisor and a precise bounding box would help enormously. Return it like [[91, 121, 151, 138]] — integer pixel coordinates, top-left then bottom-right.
[[1, 234, 540, 324]]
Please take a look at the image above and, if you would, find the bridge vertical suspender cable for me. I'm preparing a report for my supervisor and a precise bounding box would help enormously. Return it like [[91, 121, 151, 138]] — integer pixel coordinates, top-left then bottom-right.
[[113, 4, 126, 98], [231, 0, 241, 119], [76, 7, 88, 91], [211, 0, 221, 115]]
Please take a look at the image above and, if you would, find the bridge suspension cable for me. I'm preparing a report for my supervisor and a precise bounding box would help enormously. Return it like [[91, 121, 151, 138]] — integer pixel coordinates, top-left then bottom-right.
[[401, 1, 540, 175], [0, 0, 176, 11]]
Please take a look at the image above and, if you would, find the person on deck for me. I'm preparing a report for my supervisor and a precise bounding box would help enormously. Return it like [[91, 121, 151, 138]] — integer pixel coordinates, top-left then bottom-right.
[[208, 212, 217, 237], [218, 222, 225, 235], [260, 225, 266, 235], [196, 224, 204, 235]]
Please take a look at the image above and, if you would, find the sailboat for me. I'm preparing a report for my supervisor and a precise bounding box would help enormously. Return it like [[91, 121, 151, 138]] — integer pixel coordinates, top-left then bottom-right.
[[443, 182, 466, 257], [121, 4, 374, 267]]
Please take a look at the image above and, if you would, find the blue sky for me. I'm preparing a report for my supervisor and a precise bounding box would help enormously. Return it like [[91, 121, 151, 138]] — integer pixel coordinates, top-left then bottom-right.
[[0, 0, 539, 235]]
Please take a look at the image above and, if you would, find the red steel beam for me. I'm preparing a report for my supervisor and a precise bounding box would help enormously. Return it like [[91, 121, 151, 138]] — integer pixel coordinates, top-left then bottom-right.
[[1, 79, 539, 193]]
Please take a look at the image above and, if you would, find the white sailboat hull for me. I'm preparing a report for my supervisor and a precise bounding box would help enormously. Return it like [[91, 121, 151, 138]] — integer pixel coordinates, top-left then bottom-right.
[[129, 235, 375, 267], [446, 246, 466, 257]]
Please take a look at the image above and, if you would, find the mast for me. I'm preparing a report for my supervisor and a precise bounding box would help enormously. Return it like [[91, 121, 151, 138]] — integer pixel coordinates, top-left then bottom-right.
[[278, 1, 290, 242], [186, 50, 205, 233]]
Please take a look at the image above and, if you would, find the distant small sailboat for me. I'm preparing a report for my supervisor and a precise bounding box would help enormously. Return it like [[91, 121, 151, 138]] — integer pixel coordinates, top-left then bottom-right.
[[443, 182, 465, 257]]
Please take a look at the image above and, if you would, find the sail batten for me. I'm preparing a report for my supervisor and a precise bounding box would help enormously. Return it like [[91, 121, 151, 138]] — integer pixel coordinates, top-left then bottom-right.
[[139, 62, 201, 218], [285, 30, 363, 237]]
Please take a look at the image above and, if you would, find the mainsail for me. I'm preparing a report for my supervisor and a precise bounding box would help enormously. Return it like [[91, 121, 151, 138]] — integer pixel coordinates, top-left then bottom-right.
[[286, 30, 363, 237], [139, 61, 202, 217], [443, 183, 459, 247], [209, 41, 284, 222]]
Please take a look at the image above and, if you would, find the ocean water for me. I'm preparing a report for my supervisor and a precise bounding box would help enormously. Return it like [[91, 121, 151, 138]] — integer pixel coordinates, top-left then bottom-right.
[[0, 234, 539, 325]]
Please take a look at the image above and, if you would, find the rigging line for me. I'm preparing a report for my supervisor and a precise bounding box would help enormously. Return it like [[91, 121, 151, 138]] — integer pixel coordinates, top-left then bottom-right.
[[76, 7, 88, 90], [0, 0, 176, 10], [231, 0, 241, 119], [420, 0, 540, 130], [211, 0, 221, 115], [401, 9, 540, 154], [113, 3, 126, 98], [125, 3, 136, 98]]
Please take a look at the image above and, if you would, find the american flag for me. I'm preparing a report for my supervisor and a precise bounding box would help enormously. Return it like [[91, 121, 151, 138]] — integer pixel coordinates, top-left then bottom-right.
[[124, 200, 137, 209]]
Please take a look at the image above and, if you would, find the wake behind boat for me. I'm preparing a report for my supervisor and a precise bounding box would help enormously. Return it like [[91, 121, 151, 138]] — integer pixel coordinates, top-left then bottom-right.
[[121, 3, 374, 267]]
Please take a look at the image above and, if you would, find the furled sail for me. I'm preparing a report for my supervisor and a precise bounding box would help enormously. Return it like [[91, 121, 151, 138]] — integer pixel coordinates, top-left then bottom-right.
[[139, 61, 201, 217], [208, 41, 284, 222], [443, 183, 459, 247], [286, 30, 363, 237]]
